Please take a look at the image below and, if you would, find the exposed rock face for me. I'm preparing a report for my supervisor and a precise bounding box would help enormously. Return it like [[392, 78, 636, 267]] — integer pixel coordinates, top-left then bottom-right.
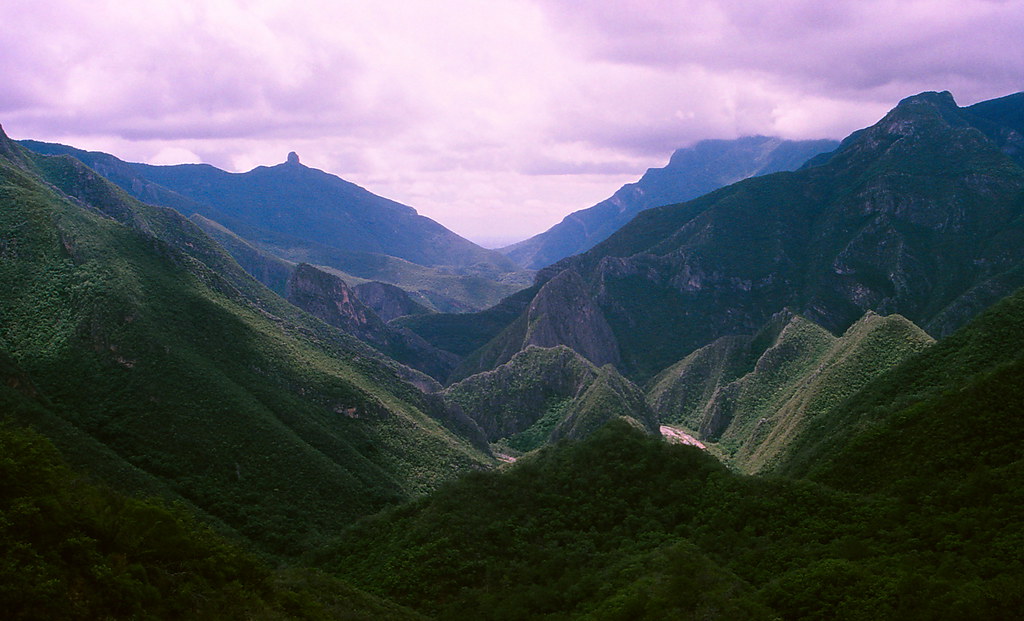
[[444, 346, 658, 451], [447, 269, 620, 382], [353, 281, 431, 322], [286, 263, 458, 381], [469, 91, 1024, 381], [523, 269, 620, 367]]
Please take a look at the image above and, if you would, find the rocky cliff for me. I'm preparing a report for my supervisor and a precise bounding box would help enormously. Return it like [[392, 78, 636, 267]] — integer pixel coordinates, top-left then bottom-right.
[[286, 263, 458, 382], [457, 91, 1024, 381]]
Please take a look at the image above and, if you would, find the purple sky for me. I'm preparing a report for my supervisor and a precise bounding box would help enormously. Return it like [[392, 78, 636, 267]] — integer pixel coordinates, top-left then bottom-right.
[[3, 0, 1022, 246]]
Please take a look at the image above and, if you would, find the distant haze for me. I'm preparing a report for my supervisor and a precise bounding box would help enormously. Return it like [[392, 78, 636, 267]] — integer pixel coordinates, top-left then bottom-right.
[[2, 0, 1021, 244]]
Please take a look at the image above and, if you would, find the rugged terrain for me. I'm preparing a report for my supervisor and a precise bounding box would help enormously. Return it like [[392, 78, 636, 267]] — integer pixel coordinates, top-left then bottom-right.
[[502, 136, 839, 269], [433, 92, 1024, 383]]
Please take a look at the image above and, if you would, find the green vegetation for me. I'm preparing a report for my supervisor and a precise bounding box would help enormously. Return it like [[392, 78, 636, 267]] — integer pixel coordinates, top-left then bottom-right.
[[395, 284, 540, 356], [443, 346, 658, 451], [316, 420, 1022, 620], [648, 310, 934, 473], [21, 139, 533, 313], [781, 284, 1024, 487], [0, 130, 492, 559], [0, 417, 425, 620], [457, 91, 1024, 382]]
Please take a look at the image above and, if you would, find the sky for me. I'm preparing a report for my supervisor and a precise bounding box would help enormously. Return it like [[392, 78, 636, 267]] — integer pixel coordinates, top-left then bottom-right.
[[3, 0, 1023, 247]]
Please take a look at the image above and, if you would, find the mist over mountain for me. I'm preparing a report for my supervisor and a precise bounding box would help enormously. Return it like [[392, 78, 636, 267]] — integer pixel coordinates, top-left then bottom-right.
[[501, 136, 839, 269], [440, 91, 1024, 382], [5, 88, 1024, 619]]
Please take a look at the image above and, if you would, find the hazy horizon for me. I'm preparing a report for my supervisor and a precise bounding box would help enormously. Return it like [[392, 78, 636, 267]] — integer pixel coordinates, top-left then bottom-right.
[[3, 0, 1022, 243]]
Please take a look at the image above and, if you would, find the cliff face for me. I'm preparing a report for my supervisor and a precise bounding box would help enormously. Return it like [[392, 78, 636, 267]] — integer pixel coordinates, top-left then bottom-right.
[[522, 269, 620, 368], [286, 263, 458, 382], [448, 269, 620, 382], [463, 91, 1024, 382], [353, 281, 431, 322]]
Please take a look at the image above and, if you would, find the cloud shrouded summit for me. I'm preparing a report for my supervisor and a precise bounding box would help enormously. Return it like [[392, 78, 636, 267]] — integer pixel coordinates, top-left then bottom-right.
[[2, 0, 1021, 244]]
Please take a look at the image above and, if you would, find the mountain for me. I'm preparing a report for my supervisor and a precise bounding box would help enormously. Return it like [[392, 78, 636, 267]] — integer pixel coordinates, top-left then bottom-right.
[[284, 262, 459, 382], [647, 309, 934, 472], [442, 91, 1024, 381], [20, 140, 532, 311], [449, 268, 621, 381], [313, 283, 1024, 619], [0, 124, 493, 557], [442, 345, 659, 453], [501, 136, 839, 269], [352, 281, 432, 322], [779, 281, 1024, 486]]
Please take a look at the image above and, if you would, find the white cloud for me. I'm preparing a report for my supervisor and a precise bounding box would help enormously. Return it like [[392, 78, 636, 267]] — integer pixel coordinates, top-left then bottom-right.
[[2, 0, 1022, 242]]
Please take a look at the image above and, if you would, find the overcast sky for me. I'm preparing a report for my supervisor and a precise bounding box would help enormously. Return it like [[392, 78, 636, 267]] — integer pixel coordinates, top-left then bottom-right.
[[3, 0, 1022, 246]]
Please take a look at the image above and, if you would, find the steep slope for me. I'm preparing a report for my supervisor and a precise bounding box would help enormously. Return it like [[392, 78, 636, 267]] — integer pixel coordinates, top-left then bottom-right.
[[501, 136, 838, 269], [392, 283, 541, 358], [352, 281, 432, 322], [460, 91, 1024, 381], [316, 410, 1022, 619], [21, 140, 532, 311], [21, 141, 512, 269], [310, 283, 1024, 621], [779, 284, 1024, 488], [648, 310, 934, 472], [0, 415, 425, 621], [449, 268, 620, 381], [0, 125, 492, 556], [189, 213, 296, 297], [443, 345, 658, 452], [285, 263, 458, 382]]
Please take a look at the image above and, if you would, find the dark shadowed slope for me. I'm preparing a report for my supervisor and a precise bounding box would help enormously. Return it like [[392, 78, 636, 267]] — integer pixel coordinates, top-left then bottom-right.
[[0, 124, 492, 556], [501, 136, 838, 269], [454, 91, 1024, 381]]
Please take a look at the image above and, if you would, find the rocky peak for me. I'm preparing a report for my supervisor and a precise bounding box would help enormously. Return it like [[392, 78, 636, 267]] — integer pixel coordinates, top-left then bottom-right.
[[896, 90, 957, 110], [524, 268, 621, 368], [286, 151, 300, 166]]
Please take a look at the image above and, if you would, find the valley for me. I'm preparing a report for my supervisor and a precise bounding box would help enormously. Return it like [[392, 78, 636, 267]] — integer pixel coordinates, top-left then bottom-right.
[[3, 89, 1024, 619]]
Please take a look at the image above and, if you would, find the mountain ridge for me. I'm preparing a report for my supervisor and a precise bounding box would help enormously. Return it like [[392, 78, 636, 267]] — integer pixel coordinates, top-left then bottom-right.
[[501, 135, 839, 269], [447, 90, 1024, 382]]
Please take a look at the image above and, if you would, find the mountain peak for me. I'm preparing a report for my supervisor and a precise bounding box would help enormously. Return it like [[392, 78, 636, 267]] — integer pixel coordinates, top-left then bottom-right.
[[286, 151, 300, 165], [896, 90, 958, 110]]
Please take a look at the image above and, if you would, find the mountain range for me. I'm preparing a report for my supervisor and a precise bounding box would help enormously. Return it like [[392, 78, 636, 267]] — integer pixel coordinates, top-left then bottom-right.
[[500, 135, 839, 269], [3, 89, 1024, 619], [427, 91, 1024, 384], [20, 140, 530, 312], [0, 125, 492, 558]]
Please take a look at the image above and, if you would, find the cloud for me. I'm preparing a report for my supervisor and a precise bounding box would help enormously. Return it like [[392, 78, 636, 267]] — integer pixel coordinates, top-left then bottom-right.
[[2, 0, 1021, 242]]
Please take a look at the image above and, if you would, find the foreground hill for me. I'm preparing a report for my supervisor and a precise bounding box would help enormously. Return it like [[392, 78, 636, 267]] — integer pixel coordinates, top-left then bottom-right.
[[314, 284, 1024, 619], [20, 140, 530, 311], [501, 136, 838, 269], [0, 124, 492, 556], [444, 91, 1024, 381], [0, 415, 425, 620]]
